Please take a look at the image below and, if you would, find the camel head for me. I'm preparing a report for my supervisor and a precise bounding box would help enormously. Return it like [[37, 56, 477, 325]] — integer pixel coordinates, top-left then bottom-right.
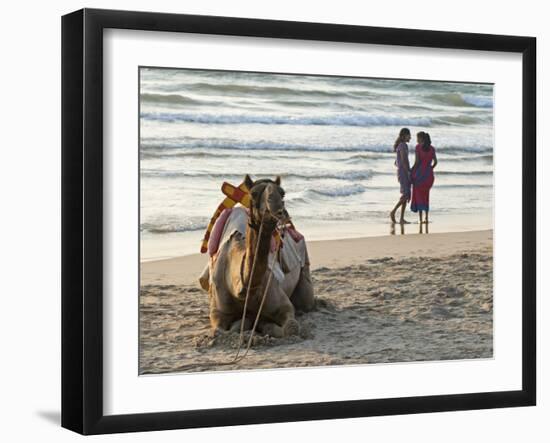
[[244, 174, 288, 230]]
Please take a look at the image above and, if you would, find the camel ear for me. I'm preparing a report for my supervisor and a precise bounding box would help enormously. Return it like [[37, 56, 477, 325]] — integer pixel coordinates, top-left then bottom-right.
[[274, 175, 281, 186], [244, 174, 254, 190]]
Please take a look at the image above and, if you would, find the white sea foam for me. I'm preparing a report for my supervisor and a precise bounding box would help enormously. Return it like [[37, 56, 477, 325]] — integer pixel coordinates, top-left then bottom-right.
[[141, 111, 434, 127], [139, 68, 494, 239], [140, 138, 493, 155]]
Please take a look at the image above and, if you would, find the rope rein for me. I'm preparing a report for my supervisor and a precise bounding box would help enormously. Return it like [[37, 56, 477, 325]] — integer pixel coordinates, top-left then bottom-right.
[[233, 208, 285, 363], [184, 204, 288, 371], [232, 245, 279, 364], [234, 210, 265, 360], [174, 243, 280, 372]]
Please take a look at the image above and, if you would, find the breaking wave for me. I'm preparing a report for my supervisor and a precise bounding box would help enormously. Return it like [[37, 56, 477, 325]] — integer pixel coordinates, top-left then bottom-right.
[[140, 111, 433, 127]]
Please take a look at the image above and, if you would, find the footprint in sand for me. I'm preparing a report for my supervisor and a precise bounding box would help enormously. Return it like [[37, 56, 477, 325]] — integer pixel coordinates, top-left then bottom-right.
[[431, 306, 451, 318]]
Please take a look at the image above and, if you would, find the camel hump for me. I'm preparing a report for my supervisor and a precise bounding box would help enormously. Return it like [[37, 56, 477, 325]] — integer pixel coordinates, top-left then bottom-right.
[[208, 207, 248, 257]]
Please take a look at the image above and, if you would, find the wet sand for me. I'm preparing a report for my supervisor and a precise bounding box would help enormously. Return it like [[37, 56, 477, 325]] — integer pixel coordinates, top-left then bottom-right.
[[139, 229, 493, 374]]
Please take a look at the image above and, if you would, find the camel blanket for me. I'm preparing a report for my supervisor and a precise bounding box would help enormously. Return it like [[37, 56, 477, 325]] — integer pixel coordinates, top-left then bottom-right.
[[212, 207, 308, 283]]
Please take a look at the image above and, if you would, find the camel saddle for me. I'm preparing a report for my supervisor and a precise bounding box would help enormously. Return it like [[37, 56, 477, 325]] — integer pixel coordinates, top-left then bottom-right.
[[208, 207, 307, 283]]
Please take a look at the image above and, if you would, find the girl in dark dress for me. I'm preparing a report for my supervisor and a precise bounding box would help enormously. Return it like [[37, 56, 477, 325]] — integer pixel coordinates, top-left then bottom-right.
[[390, 127, 411, 224]]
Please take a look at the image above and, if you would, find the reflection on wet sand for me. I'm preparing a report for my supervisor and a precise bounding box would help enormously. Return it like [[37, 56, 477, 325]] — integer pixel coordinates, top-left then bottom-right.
[[390, 221, 430, 235]]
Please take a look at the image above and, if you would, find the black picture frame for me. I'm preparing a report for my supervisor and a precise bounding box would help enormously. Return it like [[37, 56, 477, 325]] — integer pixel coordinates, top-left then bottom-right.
[[61, 8, 536, 435]]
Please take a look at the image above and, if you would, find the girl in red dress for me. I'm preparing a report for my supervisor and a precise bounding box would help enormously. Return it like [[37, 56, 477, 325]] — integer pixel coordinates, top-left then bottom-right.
[[411, 132, 437, 224]]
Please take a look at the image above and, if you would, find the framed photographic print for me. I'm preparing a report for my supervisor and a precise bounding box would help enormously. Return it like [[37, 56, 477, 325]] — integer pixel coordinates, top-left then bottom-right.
[[61, 8, 536, 435]]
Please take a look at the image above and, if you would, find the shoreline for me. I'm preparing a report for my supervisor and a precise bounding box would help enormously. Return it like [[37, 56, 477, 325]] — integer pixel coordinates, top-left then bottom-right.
[[140, 211, 493, 262], [141, 229, 492, 286]]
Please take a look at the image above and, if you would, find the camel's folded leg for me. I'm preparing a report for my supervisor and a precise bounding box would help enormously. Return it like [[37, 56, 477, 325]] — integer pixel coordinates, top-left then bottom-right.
[[257, 320, 285, 338], [199, 263, 210, 291], [260, 288, 300, 337], [258, 317, 299, 338], [208, 283, 240, 335], [209, 304, 236, 335], [230, 317, 253, 332], [291, 264, 315, 312]]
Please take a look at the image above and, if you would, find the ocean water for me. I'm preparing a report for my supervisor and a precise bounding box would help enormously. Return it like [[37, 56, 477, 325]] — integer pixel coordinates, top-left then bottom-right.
[[140, 68, 494, 260]]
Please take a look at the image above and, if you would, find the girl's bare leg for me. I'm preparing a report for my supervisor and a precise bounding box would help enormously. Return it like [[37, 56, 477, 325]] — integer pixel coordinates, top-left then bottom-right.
[[418, 210, 423, 225], [425, 211, 429, 224], [390, 200, 401, 223], [399, 201, 410, 224]]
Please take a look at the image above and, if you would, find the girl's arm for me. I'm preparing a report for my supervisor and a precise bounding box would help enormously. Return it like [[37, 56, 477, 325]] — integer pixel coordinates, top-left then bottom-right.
[[400, 147, 410, 171], [432, 150, 438, 169], [411, 147, 419, 172]]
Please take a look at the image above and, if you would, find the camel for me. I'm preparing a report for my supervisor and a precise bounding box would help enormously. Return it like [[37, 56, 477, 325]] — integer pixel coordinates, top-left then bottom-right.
[[199, 174, 315, 338]]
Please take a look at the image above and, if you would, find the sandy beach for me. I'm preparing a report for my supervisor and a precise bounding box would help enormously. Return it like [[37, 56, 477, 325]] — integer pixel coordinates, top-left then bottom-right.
[[139, 229, 493, 374]]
